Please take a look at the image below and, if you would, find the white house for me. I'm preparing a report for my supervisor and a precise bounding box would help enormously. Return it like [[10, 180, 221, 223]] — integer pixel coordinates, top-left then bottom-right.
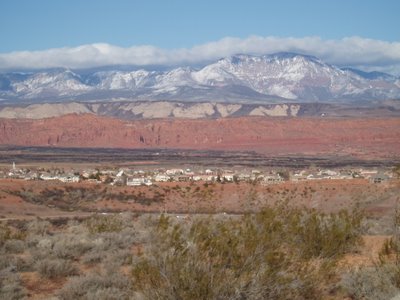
[[154, 174, 170, 182], [40, 173, 58, 181], [58, 175, 80, 183], [262, 174, 284, 185], [127, 178, 144, 186], [166, 169, 184, 175], [222, 174, 234, 182], [127, 177, 153, 186]]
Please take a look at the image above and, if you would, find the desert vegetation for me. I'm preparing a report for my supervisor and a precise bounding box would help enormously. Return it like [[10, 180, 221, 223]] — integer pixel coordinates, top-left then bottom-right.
[[341, 208, 400, 300], [2, 202, 398, 299], [132, 204, 363, 299]]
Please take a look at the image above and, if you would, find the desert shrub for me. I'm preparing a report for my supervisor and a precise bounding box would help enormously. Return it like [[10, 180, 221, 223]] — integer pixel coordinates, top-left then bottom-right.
[[29, 237, 55, 261], [85, 214, 124, 234], [52, 234, 93, 259], [29, 232, 95, 261], [83, 249, 132, 267], [0, 223, 26, 247], [14, 256, 33, 272], [133, 214, 159, 244], [118, 212, 135, 226], [0, 269, 27, 300], [85, 287, 132, 300], [380, 237, 400, 260], [81, 250, 107, 265], [25, 234, 47, 249], [105, 249, 133, 266], [93, 230, 136, 252], [48, 217, 70, 227], [0, 254, 13, 270], [29, 227, 135, 262], [35, 258, 78, 279], [64, 219, 92, 236], [364, 215, 394, 235], [3, 239, 25, 254], [0, 224, 11, 247], [58, 272, 132, 300], [342, 226, 400, 300], [342, 264, 400, 300], [380, 237, 400, 288], [132, 205, 361, 300], [0, 254, 16, 271], [293, 208, 364, 259], [26, 219, 51, 236]]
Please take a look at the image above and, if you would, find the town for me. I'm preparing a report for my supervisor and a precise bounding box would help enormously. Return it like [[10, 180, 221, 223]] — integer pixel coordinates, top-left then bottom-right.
[[1, 162, 393, 186]]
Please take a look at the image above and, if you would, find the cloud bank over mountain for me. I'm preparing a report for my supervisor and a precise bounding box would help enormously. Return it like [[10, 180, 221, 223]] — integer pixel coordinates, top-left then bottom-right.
[[1, 36, 400, 75]]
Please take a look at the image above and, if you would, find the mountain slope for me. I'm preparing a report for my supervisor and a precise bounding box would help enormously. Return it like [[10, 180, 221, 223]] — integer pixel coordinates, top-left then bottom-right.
[[1, 53, 399, 103]]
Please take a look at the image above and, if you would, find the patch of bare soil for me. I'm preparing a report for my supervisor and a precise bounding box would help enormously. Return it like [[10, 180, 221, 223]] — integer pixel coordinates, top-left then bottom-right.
[[21, 272, 66, 299], [339, 235, 390, 268]]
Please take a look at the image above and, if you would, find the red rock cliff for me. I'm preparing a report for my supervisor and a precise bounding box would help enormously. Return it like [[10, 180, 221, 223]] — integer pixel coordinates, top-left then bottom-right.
[[0, 114, 399, 158]]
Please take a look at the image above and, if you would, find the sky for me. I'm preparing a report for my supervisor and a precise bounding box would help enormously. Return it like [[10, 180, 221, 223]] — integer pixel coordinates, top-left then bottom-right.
[[0, 0, 399, 74]]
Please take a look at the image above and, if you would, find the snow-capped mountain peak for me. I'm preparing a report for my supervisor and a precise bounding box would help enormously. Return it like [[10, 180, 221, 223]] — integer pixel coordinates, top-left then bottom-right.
[[1, 53, 399, 102]]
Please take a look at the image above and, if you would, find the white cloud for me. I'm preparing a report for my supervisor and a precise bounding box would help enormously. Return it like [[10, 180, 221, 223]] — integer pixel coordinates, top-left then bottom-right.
[[1, 36, 400, 75]]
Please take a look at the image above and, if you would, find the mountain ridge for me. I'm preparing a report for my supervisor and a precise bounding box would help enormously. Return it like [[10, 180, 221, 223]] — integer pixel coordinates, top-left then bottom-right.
[[1, 52, 399, 103]]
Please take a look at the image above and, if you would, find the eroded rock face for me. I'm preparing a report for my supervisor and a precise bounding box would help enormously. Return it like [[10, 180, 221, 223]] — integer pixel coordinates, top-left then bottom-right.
[[249, 104, 290, 116], [1, 114, 399, 158], [0, 101, 300, 119], [0, 102, 92, 119], [1, 101, 399, 120]]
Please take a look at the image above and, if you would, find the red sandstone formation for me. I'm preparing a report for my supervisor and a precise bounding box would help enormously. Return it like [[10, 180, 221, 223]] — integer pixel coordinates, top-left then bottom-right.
[[0, 114, 399, 158]]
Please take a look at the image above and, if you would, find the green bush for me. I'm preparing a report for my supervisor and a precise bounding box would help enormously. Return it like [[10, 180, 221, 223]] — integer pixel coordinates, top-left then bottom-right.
[[132, 205, 363, 299], [0, 224, 11, 246], [85, 215, 124, 234], [0, 223, 26, 247], [292, 208, 364, 259]]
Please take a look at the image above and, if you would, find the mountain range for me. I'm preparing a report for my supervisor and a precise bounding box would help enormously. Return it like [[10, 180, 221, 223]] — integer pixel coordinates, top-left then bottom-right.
[[1, 52, 399, 103]]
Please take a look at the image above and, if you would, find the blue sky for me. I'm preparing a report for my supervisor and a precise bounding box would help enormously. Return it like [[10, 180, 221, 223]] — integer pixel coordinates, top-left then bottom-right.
[[0, 0, 399, 73], [1, 0, 399, 51]]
